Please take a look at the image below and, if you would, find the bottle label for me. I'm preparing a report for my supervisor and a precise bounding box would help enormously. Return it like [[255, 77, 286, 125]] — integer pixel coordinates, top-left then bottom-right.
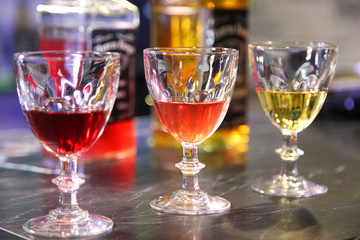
[[91, 29, 137, 123], [205, 9, 249, 128]]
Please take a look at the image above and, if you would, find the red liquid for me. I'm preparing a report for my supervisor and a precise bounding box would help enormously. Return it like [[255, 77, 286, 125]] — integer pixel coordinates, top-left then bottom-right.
[[24, 110, 107, 156], [39, 38, 88, 98], [39, 38, 87, 51], [82, 119, 136, 161], [153, 101, 229, 144]]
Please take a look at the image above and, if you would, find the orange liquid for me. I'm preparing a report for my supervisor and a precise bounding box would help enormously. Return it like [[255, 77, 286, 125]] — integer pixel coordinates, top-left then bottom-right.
[[154, 101, 229, 144]]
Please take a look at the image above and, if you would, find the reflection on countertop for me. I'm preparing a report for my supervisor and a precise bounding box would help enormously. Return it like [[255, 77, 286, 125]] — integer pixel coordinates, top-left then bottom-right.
[[0, 95, 360, 239]]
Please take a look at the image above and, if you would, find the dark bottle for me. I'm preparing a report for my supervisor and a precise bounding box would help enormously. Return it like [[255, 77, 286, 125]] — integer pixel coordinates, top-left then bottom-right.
[[200, 0, 250, 153]]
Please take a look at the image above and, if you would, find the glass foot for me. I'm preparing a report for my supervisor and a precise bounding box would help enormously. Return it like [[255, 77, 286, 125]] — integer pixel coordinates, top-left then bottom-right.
[[251, 174, 328, 198], [150, 189, 230, 215], [23, 210, 113, 238]]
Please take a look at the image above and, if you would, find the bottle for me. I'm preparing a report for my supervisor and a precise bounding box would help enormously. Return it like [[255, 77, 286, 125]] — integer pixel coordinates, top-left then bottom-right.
[[150, 0, 202, 149], [150, 0, 249, 159], [200, 0, 250, 154], [37, 0, 140, 162]]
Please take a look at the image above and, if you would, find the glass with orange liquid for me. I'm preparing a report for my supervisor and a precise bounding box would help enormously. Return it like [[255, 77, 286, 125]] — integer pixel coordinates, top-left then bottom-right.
[[144, 47, 239, 215]]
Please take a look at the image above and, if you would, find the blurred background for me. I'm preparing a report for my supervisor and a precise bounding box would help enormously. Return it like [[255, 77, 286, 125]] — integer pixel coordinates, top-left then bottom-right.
[[1, 0, 360, 118]]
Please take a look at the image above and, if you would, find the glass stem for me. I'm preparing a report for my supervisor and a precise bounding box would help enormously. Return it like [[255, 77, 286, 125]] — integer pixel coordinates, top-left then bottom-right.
[[52, 156, 85, 217], [280, 155, 299, 178], [279, 133, 303, 178], [176, 145, 205, 192]]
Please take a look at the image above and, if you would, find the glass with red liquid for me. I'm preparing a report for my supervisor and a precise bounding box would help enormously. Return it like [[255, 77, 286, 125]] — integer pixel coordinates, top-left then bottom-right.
[[144, 47, 239, 215], [13, 50, 120, 238]]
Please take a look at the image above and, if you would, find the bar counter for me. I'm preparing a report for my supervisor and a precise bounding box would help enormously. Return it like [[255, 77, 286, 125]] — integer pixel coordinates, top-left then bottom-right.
[[0, 91, 359, 240]]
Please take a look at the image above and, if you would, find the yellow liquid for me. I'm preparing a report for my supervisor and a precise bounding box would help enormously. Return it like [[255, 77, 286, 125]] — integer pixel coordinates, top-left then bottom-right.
[[151, 0, 202, 47], [256, 90, 327, 134], [201, 0, 249, 10]]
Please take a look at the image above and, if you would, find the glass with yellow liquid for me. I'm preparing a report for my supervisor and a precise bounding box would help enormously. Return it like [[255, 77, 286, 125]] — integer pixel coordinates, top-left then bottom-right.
[[248, 41, 338, 198]]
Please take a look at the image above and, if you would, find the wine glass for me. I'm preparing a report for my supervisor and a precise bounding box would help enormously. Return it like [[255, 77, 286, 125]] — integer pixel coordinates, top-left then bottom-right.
[[144, 47, 239, 215], [248, 41, 337, 197], [13, 50, 120, 237]]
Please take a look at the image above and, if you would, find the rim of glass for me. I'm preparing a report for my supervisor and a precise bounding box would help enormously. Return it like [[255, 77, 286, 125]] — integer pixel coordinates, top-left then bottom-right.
[[248, 41, 337, 50], [13, 50, 120, 60], [143, 47, 239, 55]]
